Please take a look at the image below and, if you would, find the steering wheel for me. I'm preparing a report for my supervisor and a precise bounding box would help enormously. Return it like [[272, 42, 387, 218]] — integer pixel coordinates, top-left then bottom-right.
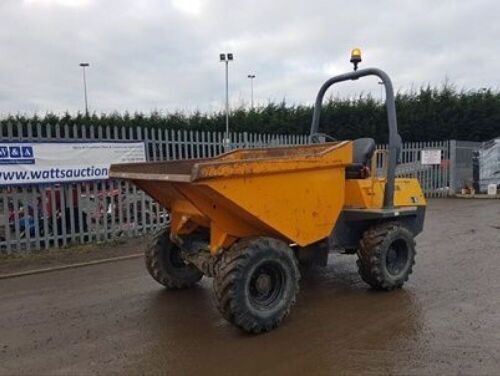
[[310, 133, 337, 143]]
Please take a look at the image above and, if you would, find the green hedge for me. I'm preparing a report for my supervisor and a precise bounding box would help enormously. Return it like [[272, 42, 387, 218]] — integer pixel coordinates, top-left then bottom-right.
[[2, 85, 499, 142]]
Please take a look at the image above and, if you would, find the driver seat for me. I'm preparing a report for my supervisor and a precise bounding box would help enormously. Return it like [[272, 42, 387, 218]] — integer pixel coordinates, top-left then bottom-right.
[[345, 138, 376, 179]]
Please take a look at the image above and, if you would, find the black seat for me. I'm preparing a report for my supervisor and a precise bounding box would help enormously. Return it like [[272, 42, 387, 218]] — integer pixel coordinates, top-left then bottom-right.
[[352, 138, 376, 164], [346, 138, 376, 179]]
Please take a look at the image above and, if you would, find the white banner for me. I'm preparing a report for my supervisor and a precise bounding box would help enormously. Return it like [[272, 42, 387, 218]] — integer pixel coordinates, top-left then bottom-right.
[[0, 142, 146, 185]]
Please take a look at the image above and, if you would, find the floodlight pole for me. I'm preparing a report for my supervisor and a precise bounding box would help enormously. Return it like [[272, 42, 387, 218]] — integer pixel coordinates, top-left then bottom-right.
[[248, 74, 255, 109], [79, 62, 90, 117], [220, 53, 233, 149], [225, 59, 229, 138]]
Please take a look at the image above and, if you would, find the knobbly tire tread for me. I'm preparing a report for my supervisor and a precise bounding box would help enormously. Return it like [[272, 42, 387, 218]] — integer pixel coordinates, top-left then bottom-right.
[[145, 228, 203, 289], [356, 222, 416, 291], [213, 237, 300, 334]]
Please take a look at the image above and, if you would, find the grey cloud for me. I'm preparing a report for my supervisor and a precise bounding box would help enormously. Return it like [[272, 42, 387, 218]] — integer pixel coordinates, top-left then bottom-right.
[[0, 0, 499, 115]]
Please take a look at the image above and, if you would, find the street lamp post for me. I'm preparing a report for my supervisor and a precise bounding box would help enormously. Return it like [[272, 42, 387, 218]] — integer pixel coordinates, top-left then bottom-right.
[[378, 81, 384, 102], [247, 74, 255, 109], [219, 53, 233, 149], [79, 62, 90, 116]]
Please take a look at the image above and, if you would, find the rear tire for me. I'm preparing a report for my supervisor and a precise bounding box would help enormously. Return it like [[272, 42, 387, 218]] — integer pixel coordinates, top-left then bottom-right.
[[357, 222, 416, 291], [145, 228, 203, 289], [213, 237, 300, 334]]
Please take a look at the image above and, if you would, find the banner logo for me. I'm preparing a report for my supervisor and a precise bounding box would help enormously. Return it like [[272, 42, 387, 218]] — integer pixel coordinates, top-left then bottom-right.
[[0, 145, 35, 165]]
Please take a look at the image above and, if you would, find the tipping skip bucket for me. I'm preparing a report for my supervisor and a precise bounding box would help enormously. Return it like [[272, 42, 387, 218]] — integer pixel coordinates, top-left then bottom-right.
[[110, 141, 353, 254]]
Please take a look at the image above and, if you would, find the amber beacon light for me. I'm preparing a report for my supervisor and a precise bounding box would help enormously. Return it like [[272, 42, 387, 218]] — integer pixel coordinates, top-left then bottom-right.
[[350, 48, 362, 71]]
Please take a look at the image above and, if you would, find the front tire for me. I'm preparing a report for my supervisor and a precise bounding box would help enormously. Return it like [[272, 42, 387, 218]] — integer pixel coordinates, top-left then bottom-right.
[[145, 228, 203, 289], [357, 222, 416, 291], [213, 237, 300, 333]]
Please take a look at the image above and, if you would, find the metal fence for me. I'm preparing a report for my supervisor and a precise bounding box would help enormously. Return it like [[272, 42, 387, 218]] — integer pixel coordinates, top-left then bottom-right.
[[396, 140, 450, 198], [0, 122, 469, 253], [0, 125, 308, 252]]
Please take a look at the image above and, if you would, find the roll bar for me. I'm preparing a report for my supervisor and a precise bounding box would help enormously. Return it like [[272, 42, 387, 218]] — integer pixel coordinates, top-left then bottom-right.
[[309, 68, 401, 208]]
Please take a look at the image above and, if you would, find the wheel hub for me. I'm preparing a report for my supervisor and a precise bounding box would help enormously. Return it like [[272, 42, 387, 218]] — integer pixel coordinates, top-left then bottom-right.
[[387, 248, 399, 272], [385, 240, 409, 276], [255, 273, 272, 294], [248, 262, 286, 308]]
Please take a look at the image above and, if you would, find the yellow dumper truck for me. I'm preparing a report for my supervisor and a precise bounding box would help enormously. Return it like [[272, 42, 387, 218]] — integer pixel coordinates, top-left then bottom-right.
[[110, 57, 426, 333]]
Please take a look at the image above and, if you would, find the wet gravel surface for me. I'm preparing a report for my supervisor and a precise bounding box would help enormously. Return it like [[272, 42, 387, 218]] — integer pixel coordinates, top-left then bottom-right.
[[0, 199, 499, 375], [0, 237, 144, 276]]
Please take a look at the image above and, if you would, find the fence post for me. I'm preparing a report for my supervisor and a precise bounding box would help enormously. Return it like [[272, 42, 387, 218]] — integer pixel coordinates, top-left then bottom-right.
[[243, 132, 248, 148], [449, 140, 457, 195]]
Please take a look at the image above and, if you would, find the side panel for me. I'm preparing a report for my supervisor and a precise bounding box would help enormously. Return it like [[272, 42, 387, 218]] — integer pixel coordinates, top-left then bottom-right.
[[393, 179, 427, 207], [344, 178, 426, 209], [344, 179, 385, 209], [204, 167, 346, 248]]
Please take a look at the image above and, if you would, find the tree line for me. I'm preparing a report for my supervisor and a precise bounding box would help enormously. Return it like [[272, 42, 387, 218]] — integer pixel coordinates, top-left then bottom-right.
[[2, 85, 499, 142]]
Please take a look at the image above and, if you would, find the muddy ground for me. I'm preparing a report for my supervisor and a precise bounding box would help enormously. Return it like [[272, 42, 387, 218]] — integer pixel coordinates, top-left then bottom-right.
[[0, 199, 499, 375], [0, 237, 145, 276]]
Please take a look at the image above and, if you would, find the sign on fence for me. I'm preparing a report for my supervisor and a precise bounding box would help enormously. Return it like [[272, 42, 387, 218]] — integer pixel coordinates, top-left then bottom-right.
[[421, 149, 442, 165], [0, 142, 145, 186]]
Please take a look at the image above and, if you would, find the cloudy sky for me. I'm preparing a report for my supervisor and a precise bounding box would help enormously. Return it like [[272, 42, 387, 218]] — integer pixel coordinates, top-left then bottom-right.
[[0, 0, 498, 115]]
